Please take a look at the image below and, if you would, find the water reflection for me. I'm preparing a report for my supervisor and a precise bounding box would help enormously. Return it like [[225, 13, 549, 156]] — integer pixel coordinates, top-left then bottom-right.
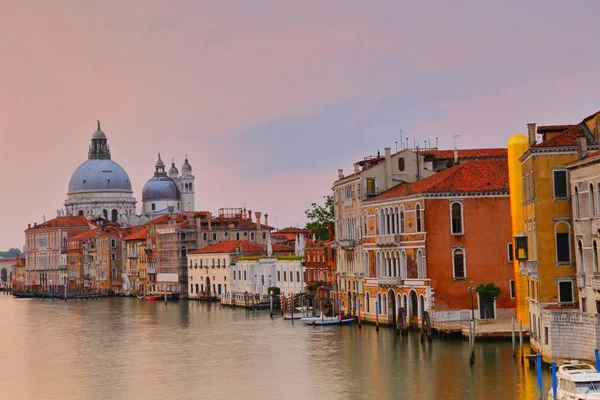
[[0, 296, 547, 400]]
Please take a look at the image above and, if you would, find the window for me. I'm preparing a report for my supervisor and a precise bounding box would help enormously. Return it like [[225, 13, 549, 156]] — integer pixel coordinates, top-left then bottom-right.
[[544, 327, 549, 345], [508, 243, 514, 262], [555, 222, 571, 263], [558, 280, 574, 303], [366, 292, 370, 312], [190, 283, 194, 294], [451, 202, 463, 234], [277, 271, 281, 281], [574, 187, 580, 218], [582, 298, 587, 313], [195, 283, 198, 293], [111, 239, 116, 248], [290, 271, 293, 282], [111, 253, 116, 262], [553, 169, 568, 198], [243, 271, 246, 280], [578, 240, 584, 271], [591, 184, 596, 216], [398, 157, 405, 171], [366, 178, 376, 195], [283, 271, 287, 282], [297, 271, 300, 282], [509, 279, 515, 299], [400, 208, 405, 233], [262, 232, 266, 240], [452, 248, 465, 279], [595, 241, 599, 273], [416, 204, 422, 232], [236, 232, 240, 240], [203, 233, 207, 241], [212, 233, 217, 241], [152, 203, 156, 211], [250, 232, 255, 240]]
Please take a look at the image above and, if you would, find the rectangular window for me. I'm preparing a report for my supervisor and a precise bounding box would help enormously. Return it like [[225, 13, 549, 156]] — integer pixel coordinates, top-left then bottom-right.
[[558, 280, 574, 303], [262, 232, 266, 240], [236, 232, 240, 240], [556, 233, 571, 262], [212, 233, 217, 241], [111, 239, 116, 248], [544, 327, 549, 345], [250, 232, 255, 240], [582, 298, 587, 313], [553, 169, 568, 198], [509, 279, 515, 299], [203, 233, 207, 241], [190, 283, 194, 293], [508, 243, 514, 262], [366, 178, 376, 195], [152, 203, 156, 211]]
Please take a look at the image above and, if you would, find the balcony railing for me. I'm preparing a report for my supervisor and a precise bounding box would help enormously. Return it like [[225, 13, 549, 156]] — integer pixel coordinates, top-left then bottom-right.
[[339, 239, 355, 250], [375, 235, 397, 247], [377, 276, 401, 286], [147, 266, 156, 274], [592, 277, 600, 291], [128, 253, 138, 259]]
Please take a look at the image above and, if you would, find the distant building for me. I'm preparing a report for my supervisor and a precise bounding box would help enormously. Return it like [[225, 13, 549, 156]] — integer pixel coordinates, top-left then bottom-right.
[[230, 257, 304, 299], [187, 240, 263, 299]]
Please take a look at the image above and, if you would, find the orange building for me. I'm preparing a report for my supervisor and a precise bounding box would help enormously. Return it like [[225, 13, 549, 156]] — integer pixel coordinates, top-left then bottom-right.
[[361, 158, 515, 325], [304, 224, 336, 299]]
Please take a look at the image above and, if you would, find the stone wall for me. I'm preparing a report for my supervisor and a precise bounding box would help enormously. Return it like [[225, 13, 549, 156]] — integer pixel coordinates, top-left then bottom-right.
[[541, 309, 600, 362]]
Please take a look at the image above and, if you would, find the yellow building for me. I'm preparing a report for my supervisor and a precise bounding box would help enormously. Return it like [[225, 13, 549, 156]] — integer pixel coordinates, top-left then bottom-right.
[[514, 112, 600, 356]]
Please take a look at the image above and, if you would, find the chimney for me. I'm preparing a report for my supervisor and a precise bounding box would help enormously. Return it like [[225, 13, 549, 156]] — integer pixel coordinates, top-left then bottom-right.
[[264, 214, 269, 226], [208, 213, 212, 231], [255, 211, 262, 229], [338, 169, 344, 179], [384, 147, 392, 189], [28, 223, 31, 229], [453, 149, 459, 164], [527, 123, 537, 147], [248, 210, 252, 222], [327, 223, 334, 240], [353, 163, 360, 173], [577, 134, 588, 160]]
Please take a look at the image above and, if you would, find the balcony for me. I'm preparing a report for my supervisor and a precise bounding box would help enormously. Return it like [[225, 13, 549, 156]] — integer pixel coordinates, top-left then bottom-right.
[[377, 276, 401, 286], [577, 275, 585, 289], [128, 253, 138, 259], [592, 277, 600, 291], [339, 239, 355, 250], [375, 235, 397, 247], [128, 269, 138, 277], [526, 261, 537, 277], [147, 265, 156, 274]]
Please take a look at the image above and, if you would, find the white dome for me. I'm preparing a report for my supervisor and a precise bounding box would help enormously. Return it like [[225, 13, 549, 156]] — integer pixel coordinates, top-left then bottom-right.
[[68, 159, 132, 194]]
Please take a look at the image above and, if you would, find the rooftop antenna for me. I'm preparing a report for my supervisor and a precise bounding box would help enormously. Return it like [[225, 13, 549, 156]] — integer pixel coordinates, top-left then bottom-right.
[[453, 134, 461, 150], [400, 129, 403, 150], [436, 137, 439, 148], [406, 137, 409, 150], [395, 141, 398, 152]]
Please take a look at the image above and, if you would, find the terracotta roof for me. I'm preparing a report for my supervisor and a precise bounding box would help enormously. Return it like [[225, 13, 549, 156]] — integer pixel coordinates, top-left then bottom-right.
[[68, 229, 98, 241], [124, 226, 148, 241], [272, 243, 295, 253], [27, 216, 89, 231], [147, 211, 211, 225], [188, 240, 263, 255], [537, 125, 574, 133], [275, 227, 310, 234], [534, 124, 588, 148], [426, 148, 507, 159], [371, 159, 509, 200]]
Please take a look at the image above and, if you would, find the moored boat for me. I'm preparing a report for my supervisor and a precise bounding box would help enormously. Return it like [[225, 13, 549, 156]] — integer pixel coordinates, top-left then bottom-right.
[[137, 294, 146, 299], [547, 361, 600, 399], [311, 318, 355, 326], [144, 295, 161, 302], [301, 313, 340, 325]]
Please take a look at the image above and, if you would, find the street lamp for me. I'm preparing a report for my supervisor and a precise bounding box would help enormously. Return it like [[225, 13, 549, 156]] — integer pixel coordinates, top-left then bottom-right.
[[468, 280, 475, 321]]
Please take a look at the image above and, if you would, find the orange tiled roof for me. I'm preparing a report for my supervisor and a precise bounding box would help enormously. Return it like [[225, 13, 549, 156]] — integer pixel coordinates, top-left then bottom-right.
[[537, 125, 574, 133], [272, 243, 294, 252], [68, 229, 98, 241], [371, 159, 509, 201], [426, 148, 507, 159], [188, 240, 263, 255], [534, 124, 588, 148], [124, 226, 148, 241], [27, 216, 89, 230]]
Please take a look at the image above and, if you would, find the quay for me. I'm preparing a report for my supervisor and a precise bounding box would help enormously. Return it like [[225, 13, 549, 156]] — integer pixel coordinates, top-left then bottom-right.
[[432, 316, 530, 340]]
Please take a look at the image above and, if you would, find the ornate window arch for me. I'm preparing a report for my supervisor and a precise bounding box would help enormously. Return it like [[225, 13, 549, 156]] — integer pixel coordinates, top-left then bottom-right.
[[400, 206, 405, 233], [574, 187, 580, 218], [416, 204, 422, 232], [555, 221, 572, 263], [452, 248, 465, 279], [450, 202, 463, 235]]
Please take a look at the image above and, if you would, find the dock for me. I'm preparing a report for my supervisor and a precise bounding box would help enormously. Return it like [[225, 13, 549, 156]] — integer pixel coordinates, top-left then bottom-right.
[[432, 316, 530, 340]]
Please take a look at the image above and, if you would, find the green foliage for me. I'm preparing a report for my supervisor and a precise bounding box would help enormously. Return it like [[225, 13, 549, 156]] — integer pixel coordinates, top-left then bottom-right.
[[275, 255, 304, 261], [238, 256, 260, 261], [268, 286, 280, 296], [0, 248, 22, 258], [476, 283, 501, 304], [307, 281, 321, 292], [305, 195, 334, 240]]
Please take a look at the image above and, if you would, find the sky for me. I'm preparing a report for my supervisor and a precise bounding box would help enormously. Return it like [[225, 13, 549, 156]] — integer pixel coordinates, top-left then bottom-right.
[[1, 0, 600, 249]]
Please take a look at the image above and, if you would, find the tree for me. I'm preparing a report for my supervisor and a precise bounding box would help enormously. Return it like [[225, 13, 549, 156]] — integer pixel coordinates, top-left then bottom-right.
[[476, 283, 501, 304], [305, 195, 334, 240], [0, 248, 22, 258]]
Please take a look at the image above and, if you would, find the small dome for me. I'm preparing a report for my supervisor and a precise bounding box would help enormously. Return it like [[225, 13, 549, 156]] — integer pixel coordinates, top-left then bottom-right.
[[155, 153, 165, 169], [92, 129, 106, 140], [68, 159, 132, 194], [168, 161, 179, 179], [142, 176, 180, 202], [181, 157, 192, 176]]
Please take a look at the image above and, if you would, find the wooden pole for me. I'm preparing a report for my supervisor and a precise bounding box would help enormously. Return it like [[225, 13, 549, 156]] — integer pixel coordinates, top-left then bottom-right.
[[519, 319, 524, 364], [512, 315, 516, 358]]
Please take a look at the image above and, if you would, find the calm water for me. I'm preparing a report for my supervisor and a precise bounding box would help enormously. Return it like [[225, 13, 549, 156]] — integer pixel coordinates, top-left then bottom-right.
[[0, 296, 547, 400]]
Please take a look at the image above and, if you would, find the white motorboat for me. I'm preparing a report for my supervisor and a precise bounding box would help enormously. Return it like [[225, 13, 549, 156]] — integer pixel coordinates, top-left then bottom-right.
[[547, 361, 600, 399], [301, 313, 339, 325]]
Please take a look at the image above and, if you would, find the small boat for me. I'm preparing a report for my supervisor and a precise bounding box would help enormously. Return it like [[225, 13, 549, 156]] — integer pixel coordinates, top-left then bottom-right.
[[137, 294, 146, 299], [301, 312, 340, 325], [12, 292, 36, 298], [144, 295, 161, 302], [546, 361, 600, 399], [312, 318, 355, 326], [283, 307, 312, 320]]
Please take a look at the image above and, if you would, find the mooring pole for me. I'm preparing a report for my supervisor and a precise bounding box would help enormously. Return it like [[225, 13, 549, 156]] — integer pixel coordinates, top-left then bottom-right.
[[519, 319, 524, 365], [512, 315, 516, 358]]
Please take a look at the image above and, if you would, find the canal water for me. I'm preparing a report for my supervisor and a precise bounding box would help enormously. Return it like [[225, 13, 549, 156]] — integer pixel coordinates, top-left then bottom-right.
[[0, 296, 548, 400]]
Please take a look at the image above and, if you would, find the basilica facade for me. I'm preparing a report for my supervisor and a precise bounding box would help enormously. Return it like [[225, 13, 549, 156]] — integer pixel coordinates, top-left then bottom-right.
[[64, 122, 195, 224]]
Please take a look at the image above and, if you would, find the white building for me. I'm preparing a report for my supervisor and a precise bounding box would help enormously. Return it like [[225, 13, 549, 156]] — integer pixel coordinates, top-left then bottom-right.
[[142, 154, 195, 217], [65, 121, 137, 223], [187, 240, 262, 299], [230, 258, 305, 297]]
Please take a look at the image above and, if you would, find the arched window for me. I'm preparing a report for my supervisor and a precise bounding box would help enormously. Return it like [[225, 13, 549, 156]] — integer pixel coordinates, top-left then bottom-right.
[[417, 249, 424, 279], [78, 210, 84, 216], [452, 248, 465, 279], [594, 241, 599, 274], [574, 187, 580, 218], [400, 207, 405, 233], [111, 209, 118, 222], [363, 211, 368, 235], [578, 240, 584, 271], [111, 267, 117, 279], [296, 271, 300, 282], [189, 183, 193, 191], [181, 247, 187, 258], [111, 253, 116, 262], [400, 250, 407, 279], [375, 210, 379, 235], [451, 202, 463, 234], [366, 292, 370, 313], [394, 207, 400, 234], [591, 184, 596, 216], [555, 222, 571, 263], [416, 204, 422, 232], [103, 209, 108, 219]]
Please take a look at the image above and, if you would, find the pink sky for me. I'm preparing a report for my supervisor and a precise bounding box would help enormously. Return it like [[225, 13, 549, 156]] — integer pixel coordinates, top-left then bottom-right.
[[2, 1, 600, 249]]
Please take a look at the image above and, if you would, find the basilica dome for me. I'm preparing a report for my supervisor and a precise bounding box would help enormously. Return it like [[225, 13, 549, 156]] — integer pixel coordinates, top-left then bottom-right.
[[142, 154, 181, 202], [68, 159, 132, 194]]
